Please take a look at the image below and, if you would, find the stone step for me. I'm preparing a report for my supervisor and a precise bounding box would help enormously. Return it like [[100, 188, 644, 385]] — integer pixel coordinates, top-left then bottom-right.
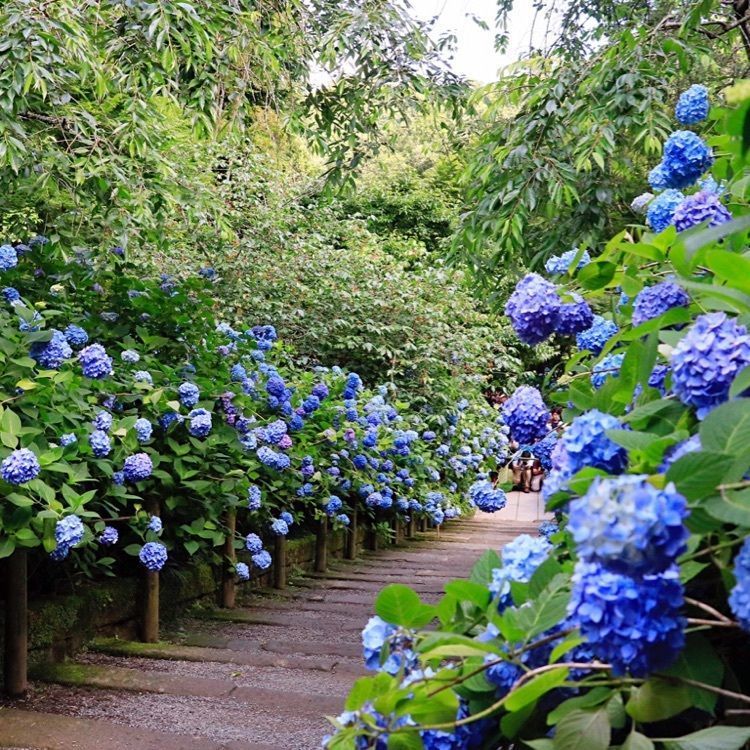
[[31, 662, 344, 717], [0, 708, 277, 750], [180, 632, 363, 660]]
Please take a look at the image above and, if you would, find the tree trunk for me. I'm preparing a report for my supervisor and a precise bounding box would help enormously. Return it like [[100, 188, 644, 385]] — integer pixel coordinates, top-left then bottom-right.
[[4, 550, 28, 697], [141, 501, 160, 642], [221, 509, 237, 609]]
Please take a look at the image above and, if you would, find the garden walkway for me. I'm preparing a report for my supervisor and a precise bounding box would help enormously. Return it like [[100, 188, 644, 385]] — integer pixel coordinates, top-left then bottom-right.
[[0, 493, 545, 750]]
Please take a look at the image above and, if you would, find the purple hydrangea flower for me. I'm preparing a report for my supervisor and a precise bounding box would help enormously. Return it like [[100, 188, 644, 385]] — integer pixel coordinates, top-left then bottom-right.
[[504, 273, 561, 344], [632, 281, 689, 327], [93, 411, 113, 432], [122, 452, 153, 482], [1, 448, 41, 485], [89, 430, 111, 458], [99, 526, 119, 546], [673, 190, 732, 232], [544, 249, 591, 276], [63, 325, 88, 348], [139, 542, 168, 571], [670, 312, 750, 417], [79, 344, 113, 379], [501, 386, 548, 444]]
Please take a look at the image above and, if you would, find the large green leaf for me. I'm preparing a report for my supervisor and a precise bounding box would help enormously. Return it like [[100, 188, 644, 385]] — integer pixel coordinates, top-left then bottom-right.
[[661, 634, 724, 714], [662, 726, 750, 750], [505, 667, 569, 712], [552, 706, 610, 750], [666, 451, 736, 501], [625, 678, 692, 722], [469, 550, 501, 586], [375, 584, 435, 628], [705, 489, 750, 526]]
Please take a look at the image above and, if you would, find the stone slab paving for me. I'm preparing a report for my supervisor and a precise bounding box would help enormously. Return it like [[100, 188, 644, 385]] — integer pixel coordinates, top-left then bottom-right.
[[0, 500, 541, 750]]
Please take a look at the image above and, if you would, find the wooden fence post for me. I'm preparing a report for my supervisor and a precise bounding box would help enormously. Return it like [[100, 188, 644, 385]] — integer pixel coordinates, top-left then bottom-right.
[[221, 508, 237, 609], [315, 516, 328, 573], [344, 508, 358, 560], [4, 550, 28, 697], [407, 517, 416, 539], [273, 534, 287, 589], [141, 501, 160, 643]]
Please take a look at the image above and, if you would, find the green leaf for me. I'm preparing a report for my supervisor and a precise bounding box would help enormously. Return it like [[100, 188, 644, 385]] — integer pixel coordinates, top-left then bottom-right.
[[700, 400, 750, 458], [552, 706, 610, 750], [625, 678, 691, 722], [469, 549, 501, 585], [345, 672, 393, 711], [1, 408, 21, 436], [705, 490, 750, 526], [621, 732, 655, 750], [0, 537, 16, 558], [444, 579, 491, 609], [375, 584, 435, 628], [666, 452, 736, 501], [387, 733, 422, 750], [505, 667, 569, 712], [605, 429, 662, 452], [407, 687, 458, 724], [661, 634, 724, 714], [547, 687, 612, 725], [661, 726, 750, 750]]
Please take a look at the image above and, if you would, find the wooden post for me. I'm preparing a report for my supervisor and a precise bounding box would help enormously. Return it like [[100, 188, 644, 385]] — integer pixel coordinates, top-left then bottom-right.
[[391, 517, 401, 545], [366, 523, 379, 552], [315, 516, 328, 573], [221, 509, 237, 609], [419, 518, 427, 533], [4, 550, 28, 697], [344, 508, 358, 560], [273, 534, 287, 589], [407, 517, 416, 538], [141, 500, 160, 643]]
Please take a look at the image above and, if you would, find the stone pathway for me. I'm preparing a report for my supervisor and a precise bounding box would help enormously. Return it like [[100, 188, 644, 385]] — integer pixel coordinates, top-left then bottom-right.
[[0, 495, 545, 750]]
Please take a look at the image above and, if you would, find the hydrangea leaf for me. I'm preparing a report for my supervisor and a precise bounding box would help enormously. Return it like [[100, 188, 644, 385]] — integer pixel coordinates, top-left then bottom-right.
[[345, 672, 394, 711], [505, 666, 569, 713], [704, 490, 750, 527], [443, 580, 491, 609], [621, 732, 655, 750], [661, 634, 724, 714], [666, 451, 735, 501], [626, 678, 692, 722], [661, 726, 750, 750], [546, 686, 613, 725], [469, 549, 501, 586], [386, 733, 422, 750], [375, 584, 435, 628], [551, 704, 609, 750]]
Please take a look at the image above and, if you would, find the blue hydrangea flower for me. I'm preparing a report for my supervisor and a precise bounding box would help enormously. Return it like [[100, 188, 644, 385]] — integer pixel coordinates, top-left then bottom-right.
[[632, 281, 689, 327], [648, 163, 670, 191], [265, 419, 288, 445], [336, 513, 350, 526], [247, 485, 262, 510], [252, 549, 272, 570], [504, 273, 561, 344], [2, 287, 20, 304], [670, 312, 750, 417], [88, 430, 111, 458], [501, 386, 548, 444], [178, 382, 200, 408], [236, 562, 250, 581], [673, 190, 732, 232], [54, 514, 85, 558], [230, 363, 247, 382], [562, 409, 628, 475], [555, 294, 594, 336], [79, 344, 113, 379], [576, 315, 618, 355], [59, 433, 77, 447], [659, 434, 701, 472], [245, 533, 263, 554], [544, 248, 591, 275], [648, 363, 670, 396], [531, 431, 557, 471], [646, 189, 684, 232], [134, 418, 152, 443], [121, 349, 140, 364], [257, 445, 290, 470], [147, 515, 162, 534], [99, 526, 119, 546], [188, 408, 212, 438], [0, 244, 18, 271], [112, 471, 124, 485], [280, 511, 294, 526], [93, 411, 113, 432], [675, 84, 709, 125], [660, 130, 714, 189], [568, 561, 685, 677], [729, 538, 750, 631], [630, 192, 654, 213], [490, 534, 552, 609], [485, 654, 522, 697], [312, 382, 329, 400], [62, 325, 88, 349], [271, 518, 289, 536], [159, 411, 182, 430], [30, 329, 72, 369], [134, 370, 153, 385], [468, 480, 507, 513], [0, 448, 41, 485], [591, 352, 624, 389], [538, 520, 558, 541], [139, 542, 168, 572], [362, 615, 397, 671], [122, 452, 153, 482], [569, 475, 688, 574]]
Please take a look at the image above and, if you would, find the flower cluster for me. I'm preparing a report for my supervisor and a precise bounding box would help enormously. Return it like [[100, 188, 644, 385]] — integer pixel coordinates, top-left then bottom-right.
[[468, 480, 507, 513], [489, 534, 551, 610], [673, 190, 732, 232], [501, 386, 548, 444], [544, 248, 591, 275], [52, 515, 85, 560], [632, 281, 689, 327], [730, 538, 750, 632], [576, 315, 618, 355], [675, 84, 709, 125], [1, 448, 41, 485], [504, 273, 561, 344], [561, 410, 628, 475], [139, 542, 168, 572]]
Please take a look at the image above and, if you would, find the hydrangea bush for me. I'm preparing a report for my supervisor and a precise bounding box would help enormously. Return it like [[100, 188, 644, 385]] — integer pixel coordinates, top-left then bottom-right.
[[328, 84, 750, 750]]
